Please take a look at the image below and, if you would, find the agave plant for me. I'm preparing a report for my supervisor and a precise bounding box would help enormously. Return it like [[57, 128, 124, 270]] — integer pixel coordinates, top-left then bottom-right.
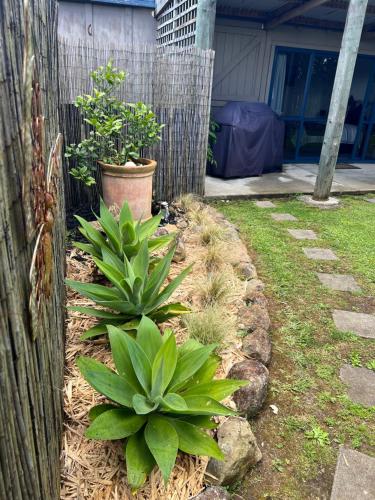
[[74, 198, 174, 261], [67, 238, 192, 339], [77, 318, 247, 490]]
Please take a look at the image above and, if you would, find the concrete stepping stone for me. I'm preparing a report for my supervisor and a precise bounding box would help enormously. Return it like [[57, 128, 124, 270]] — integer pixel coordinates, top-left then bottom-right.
[[333, 310, 375, 339], [288, 229, 317, 240], [303, 248, 338, 260], [271, 213, 297, 221], [365, 198, 375, 204], [255, 200, 276, 208], [317, 273, 361, 292], [331, 447, 375, 500], [340, 364, 375, 407]]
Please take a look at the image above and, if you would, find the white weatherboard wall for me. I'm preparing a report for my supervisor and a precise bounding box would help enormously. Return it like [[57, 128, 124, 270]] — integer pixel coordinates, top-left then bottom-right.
[[58, 1, 156, 46], [212, 18, 375, 110]]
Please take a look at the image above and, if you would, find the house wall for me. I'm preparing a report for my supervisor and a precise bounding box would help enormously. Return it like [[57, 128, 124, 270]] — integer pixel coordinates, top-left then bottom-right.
[[58, 1, 156, 46], [212, 17, 375, 111]]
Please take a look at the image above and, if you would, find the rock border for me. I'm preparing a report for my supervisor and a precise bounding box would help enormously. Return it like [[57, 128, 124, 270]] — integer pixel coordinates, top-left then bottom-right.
[[170, 203, 272, 497]]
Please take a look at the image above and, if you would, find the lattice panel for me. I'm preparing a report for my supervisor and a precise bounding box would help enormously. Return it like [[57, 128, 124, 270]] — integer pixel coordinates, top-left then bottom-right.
[[156, 0, 198, 47]]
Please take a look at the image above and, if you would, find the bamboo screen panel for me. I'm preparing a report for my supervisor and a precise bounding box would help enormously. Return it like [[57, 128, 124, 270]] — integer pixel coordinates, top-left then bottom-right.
[[58, 39, 214, 219], [156, 0, 198, 47]]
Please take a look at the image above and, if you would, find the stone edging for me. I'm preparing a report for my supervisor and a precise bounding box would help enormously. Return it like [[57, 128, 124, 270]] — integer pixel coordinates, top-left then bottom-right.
[[189, 207, 271, 499]]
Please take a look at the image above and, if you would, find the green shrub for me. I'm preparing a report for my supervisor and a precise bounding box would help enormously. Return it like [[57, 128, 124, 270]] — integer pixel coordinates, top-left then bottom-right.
[[66, 239, 192, 339], [65, 60, 164, 186], [74, 199, 174, 261], [77, 317, 247, 490]]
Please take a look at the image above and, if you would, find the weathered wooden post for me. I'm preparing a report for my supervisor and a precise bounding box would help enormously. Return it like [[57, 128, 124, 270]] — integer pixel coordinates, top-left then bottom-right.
[[313, 0, 368, 200], [0, 0, 65, 498], [195, 0, 217, 49]]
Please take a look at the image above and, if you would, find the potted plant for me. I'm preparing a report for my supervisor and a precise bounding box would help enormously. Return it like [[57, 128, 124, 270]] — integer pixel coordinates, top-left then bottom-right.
[[65, 60, 164, 220]]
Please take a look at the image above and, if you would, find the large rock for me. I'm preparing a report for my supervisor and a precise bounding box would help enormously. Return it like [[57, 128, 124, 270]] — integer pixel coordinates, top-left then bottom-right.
[[206, 417, 262, 486], [245, 291, 268, 309], [176, 218, 189, 230], [242, 328, 271, 365], [236, 262, 257, 280], [172, 237, 187, 262], [228, 360, 269, 417], [193, 486, 231, 500], [245, 279, 265, 296], [238, 304, 270, 332], [154, 226, 169, 237]]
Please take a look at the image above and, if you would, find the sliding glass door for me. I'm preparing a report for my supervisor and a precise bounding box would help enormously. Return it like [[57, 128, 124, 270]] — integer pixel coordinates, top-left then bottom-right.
[[269, 46, 375, 163]]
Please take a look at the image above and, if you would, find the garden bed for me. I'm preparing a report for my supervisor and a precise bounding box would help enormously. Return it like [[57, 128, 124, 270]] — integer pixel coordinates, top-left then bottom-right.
[[60, 198, 269, 499]]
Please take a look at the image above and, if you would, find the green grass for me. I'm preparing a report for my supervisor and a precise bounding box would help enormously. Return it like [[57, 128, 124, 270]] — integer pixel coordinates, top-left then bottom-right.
[[213, 195, 375, 499]]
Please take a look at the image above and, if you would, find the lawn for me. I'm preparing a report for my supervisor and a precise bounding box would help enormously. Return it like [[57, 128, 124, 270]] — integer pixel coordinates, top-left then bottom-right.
[[214, 195, 375, 499]]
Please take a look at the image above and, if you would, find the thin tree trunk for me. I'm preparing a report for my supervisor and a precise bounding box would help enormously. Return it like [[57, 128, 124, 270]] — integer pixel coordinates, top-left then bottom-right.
[[0, 0, 65, 499]]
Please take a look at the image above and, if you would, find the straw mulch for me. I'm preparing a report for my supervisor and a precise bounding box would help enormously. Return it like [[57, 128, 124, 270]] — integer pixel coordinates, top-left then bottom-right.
[[60, 202, 249, 499]]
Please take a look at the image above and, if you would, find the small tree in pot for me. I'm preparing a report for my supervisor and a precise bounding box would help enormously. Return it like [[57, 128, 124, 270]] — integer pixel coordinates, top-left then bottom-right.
[[65, 60, 163, 220]]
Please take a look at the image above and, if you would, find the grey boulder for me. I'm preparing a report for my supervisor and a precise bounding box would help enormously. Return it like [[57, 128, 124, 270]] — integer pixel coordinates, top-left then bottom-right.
[[172, 237, 187, 262], [245, 291, 268, 309], [193, 486, 231, 500], [236, 262, 257, 280], [228, 360, 269, 417], [244, 279, 265, 297], [206, 417, 262, 486], [242, 328, 271, 366], [238, 304, 270, 332]]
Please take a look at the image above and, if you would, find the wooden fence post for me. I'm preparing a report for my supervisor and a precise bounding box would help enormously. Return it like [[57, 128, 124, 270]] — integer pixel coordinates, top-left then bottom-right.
[[313, 0, 368, 200], [0, 0, 65, 498], [195, 0, 217, 50]]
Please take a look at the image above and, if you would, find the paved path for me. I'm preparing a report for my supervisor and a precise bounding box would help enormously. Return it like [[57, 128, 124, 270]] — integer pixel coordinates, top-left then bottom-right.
[[257, 198, 375, 498], [330, 448, 375, 500], [317, 273, 361, 292], [303, 248, 338, 260]]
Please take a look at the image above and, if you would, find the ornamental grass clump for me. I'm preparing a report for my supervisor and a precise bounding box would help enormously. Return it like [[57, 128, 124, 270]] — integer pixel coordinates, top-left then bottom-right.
[[74, 199, 174, 261], [199, 223, 227, 246], [183, 306, 235, 345], [203, 241, 225, 272], [77, 317, 247, 490], [197, 271, 231, 306], [67, 237, 192, 339]]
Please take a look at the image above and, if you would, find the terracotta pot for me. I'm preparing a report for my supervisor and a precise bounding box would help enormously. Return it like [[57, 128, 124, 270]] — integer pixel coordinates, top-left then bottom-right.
[[99, 158, 156, 220]]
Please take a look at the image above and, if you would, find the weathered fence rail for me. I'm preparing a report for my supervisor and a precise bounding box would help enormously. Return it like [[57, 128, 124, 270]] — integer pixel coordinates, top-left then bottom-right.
[[58, 39, 214, 217], [0, 0, 65, 498]]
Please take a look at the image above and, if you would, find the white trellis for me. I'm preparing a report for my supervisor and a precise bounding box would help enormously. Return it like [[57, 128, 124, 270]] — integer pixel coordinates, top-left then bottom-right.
[[156, 0, 198, 47]]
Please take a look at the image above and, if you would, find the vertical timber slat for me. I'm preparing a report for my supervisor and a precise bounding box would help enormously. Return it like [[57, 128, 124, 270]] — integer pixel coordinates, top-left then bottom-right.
[[0, 0, 65, 499]]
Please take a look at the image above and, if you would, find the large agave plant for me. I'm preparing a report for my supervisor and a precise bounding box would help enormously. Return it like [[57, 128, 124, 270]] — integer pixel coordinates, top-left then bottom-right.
[[74, 199, 174, 261], [67, 239, 192, 339], [77, 318, 247, 490]]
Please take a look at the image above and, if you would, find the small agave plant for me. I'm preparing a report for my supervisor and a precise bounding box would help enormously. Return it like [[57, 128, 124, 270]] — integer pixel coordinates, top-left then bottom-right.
[[74, 199, 174, 261], [77, 317, 247, 490], [67, 236, 192, 339]]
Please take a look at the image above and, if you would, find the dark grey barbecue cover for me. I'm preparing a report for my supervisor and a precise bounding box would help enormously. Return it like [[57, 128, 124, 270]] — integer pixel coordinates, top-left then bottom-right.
[[207, 102, 285, 178]]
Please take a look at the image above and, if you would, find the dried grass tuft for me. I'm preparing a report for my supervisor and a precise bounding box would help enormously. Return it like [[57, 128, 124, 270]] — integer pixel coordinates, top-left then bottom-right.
[[203, 241, 225, 271], [199, 224, 227, 246], [189, 206, 212, 226], [176, 193, 200, 213], [183, 306, 235, 346], [197, 272, 231, 306]]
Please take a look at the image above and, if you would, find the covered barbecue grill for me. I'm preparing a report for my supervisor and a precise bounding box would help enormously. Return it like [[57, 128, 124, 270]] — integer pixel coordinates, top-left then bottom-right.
[[207, 102, 285, 179]]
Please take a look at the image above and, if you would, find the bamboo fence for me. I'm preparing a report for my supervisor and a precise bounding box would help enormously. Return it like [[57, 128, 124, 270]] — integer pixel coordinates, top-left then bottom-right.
[[58, 39, 215, 218], [0, 0, 66, 498]]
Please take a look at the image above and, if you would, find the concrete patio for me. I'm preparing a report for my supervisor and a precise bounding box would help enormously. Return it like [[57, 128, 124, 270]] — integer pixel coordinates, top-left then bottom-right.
[[205, 164, 375, 199]]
